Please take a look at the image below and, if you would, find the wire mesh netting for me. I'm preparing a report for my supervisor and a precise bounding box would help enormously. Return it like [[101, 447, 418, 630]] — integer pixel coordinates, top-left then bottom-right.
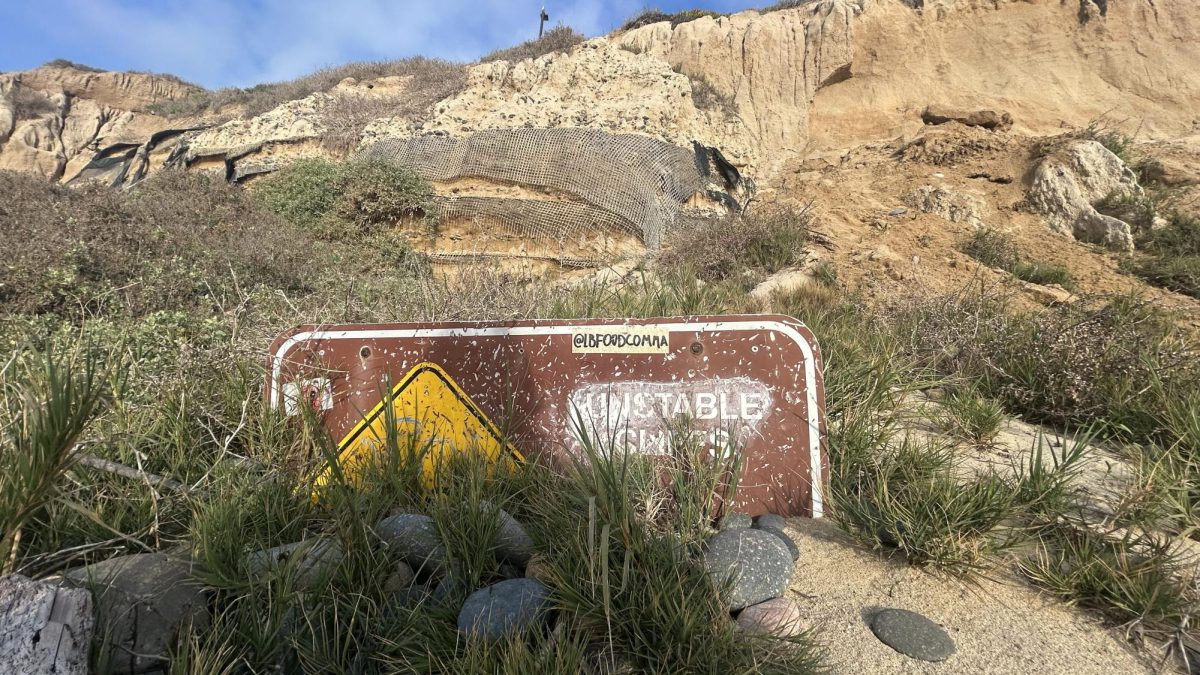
[[356, 128, 706, 250]]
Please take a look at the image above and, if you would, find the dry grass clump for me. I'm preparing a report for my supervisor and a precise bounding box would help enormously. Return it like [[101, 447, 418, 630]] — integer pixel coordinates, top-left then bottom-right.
[[7, 87, 58, 120], [760, 0, 817, 11], [479, 26, 585, 64], [40, 59, 105, 73], [962, 229, 1075, 289], [661, 207, 811, 285], [620, 9, 726, 32], [149, 57, 466, 121], [688, 74, 736, 116]]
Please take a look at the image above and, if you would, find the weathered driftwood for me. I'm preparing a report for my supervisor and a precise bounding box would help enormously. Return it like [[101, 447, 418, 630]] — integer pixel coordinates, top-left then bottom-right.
[[0, 574, 93, 675], [77, 453, 190, 494]]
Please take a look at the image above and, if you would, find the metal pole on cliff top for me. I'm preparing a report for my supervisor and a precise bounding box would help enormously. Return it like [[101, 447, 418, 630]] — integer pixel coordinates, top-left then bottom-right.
[[539, 6, 549, 39]]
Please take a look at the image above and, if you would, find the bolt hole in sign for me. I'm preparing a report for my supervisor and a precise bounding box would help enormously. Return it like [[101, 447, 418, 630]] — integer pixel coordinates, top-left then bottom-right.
[[266, 315, 827, 517]]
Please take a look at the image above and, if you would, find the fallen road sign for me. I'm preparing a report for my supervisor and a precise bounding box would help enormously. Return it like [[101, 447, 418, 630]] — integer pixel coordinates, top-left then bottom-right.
[[267, 315, 827, 517]]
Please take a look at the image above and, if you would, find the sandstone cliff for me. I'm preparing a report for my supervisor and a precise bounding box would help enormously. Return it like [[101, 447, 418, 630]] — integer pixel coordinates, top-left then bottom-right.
[[0, 63, 201, 180], [5, 1, 1198, 186]]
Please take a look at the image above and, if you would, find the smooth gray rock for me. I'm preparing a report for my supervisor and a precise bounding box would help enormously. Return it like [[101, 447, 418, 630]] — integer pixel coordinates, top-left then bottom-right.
[[752, 513, 787, 531], [757, 525, 800, 561], [870, 608, 956, 662], [717, 512, 753, 531], [482, 501, 535, 567], [375, 513, 446, 577], [382, 561, 416, 594], [243, 538, 343, 589], [702, 529, 793, 611], [62, 553, 209, 674], [456, 578, 550, 639], [735, 597, 806, 637]]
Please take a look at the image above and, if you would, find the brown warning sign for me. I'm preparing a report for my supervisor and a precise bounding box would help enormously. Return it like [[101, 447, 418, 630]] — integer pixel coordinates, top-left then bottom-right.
[[266, 315, 827, 517]]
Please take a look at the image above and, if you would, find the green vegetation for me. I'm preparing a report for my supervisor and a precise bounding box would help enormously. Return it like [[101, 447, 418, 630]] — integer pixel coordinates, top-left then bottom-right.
[[962, 228, 1075, 289], [168, 428, 820, 673], [1022, 525, 1199, 643], [0, 348, 111, 573], [0, 169, 312, 321], [761, 1, 812, 11], [935, 386, 1005, 448], [1127, 212, 1200, 298], [620, 9, 726, 32], [251, 158, 436, 242], [1084, 120, 1137, 166], [479, 26, 585, 64], [4, 162, 1200, 667], [895, 287, 1198, 447]]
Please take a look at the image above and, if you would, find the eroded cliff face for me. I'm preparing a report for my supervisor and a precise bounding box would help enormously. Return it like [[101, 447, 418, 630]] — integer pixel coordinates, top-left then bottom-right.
[[0, 64, 200, 180], [613, 0, 1200, 177], [616, 0, 865, 176], [808, 0, 1200, 150], [3, 0, 1199, 188]]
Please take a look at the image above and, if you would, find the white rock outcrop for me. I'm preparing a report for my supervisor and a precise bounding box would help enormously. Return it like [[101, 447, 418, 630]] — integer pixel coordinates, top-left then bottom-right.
[[1027, 140, 1141, 251], [908, 185, 985, 228]]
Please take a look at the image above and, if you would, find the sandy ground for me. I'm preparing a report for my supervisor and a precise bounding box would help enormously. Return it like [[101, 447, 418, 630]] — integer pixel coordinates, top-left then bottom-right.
[[780, 517, 1160, 674]]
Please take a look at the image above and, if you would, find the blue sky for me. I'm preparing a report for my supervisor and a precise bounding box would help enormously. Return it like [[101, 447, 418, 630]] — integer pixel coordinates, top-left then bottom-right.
[[1, 1, 762, 90]]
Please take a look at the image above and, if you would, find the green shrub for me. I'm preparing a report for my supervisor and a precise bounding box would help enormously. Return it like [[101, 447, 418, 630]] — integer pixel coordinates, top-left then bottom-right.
[[1096, 189, 1159, 230], [336, 160, 436, 226], [249, 158, 343, 227], [252, 158, 435, 240], [1128, 256, 1200, 298], [1141, 213, 1200, 256], [894, 287, 1199, 448], [480, 26, 585, 64], [936, 386, 1005, 447], [0, 169, 312, 320], [1084, 120, 1136, 165], [1011, 261, 1075, 288]]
